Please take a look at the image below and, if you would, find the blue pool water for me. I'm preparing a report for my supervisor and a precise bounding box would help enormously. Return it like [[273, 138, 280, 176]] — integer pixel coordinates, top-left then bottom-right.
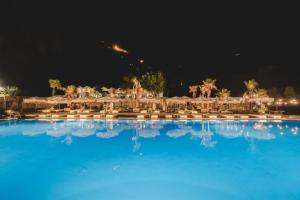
[[0, 119, 300, 200]]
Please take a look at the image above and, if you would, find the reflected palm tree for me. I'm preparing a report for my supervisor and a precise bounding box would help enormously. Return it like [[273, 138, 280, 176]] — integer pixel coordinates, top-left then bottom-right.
[[132, 125, 141, 152], [200, 121, 217, 148]]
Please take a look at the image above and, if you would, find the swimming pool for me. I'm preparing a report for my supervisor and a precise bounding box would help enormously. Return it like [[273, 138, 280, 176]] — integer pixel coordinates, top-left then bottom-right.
[[0, 120, 299, 200]]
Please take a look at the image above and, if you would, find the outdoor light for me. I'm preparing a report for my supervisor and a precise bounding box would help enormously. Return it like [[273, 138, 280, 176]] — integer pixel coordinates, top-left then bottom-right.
[[289, 99, 298, 105]]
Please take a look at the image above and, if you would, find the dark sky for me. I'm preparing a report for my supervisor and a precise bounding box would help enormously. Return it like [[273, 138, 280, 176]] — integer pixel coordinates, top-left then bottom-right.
[[1, 1, 300, 96]]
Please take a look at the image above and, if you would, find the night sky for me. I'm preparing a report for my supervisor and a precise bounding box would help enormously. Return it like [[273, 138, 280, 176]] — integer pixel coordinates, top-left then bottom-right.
[[1, 1, 299, 96]]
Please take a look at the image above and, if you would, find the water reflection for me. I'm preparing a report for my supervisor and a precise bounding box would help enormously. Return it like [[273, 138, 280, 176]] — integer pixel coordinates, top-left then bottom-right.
[[1, 120, 299, 150]]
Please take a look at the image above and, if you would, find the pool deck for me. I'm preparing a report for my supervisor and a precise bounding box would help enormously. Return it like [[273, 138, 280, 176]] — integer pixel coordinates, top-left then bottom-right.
[[1, 113, 300, 121]]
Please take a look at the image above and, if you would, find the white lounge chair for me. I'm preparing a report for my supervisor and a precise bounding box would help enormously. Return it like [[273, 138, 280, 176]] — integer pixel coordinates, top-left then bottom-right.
[[225, 115, 235, 119], [51, 114, 61, 118], [38, 114, 48, 118], [67, 114, 76, 119], [79, 114, 91, 118], [238, 115, 249, 121], [256, 114, 267, 119], [208, 114, 218, 119], [179, 115, 188, 119], [193, 114, 202, 119], [137, 115, 145, 119], [93, 114, 102, 119], [106, 114, 114, 119], [178, 110, 185, 114], [151, 114, 158, 119], [165, 114, 173, 119]]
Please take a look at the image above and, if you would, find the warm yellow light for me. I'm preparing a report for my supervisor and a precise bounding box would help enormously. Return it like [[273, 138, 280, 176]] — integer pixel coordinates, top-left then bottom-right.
[[289, 99, 298, 105], [112, 44, 128, 54]]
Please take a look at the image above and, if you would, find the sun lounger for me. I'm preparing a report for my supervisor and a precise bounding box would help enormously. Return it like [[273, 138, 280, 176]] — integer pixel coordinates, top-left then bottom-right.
[[79, 114, 92, 118], [93, 114, 102, 119], [137, 115, 145, 119], [239, 115, 249, 119], [268, 114, 282, 119], [67, 114, 76, 119], [179, 115, 188, 119], [153, 110, 160, 114], [51, 114, 62, 118], [224, 115, 235, 119], [111, 110, 119, 114], [140, 110, 147, 114], [151, 114, 158, 119], [106, 114, 114, 119], [38, 114, 48, 118], [133, 108, 140, 112], [70, 110, 77, 114], [193, 114, 202, 119], [208, 114, 218, 119], [83, 110, 90, 113], [165, 114, 173, 119], [253, 114, 267, 119]]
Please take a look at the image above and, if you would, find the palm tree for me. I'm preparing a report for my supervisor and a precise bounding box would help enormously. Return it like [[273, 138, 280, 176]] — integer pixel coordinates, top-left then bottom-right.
[[243, 79, 258, 98], [200, 78, 217, 98], [65, 85, 76, 99], [0, 85, 19, 109], [217, 88, 231, 99], [49, 79, 62, 96], [189, 85, 198, 98]]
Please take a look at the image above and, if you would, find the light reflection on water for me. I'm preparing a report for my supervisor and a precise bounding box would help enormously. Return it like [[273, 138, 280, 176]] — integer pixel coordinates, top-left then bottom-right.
[[1, 120, 298, 149]]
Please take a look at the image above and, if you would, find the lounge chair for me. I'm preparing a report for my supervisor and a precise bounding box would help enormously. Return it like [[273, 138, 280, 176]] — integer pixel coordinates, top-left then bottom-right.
[[133, 108, 140, 113], [239, 115, 250, 120], [153, 110, 160, 114], [111, 110, 119, 114], [106, 114, 114, 119], [267, 114, 282, 119], [70, 110, 77, 114], [93, 114, 102, 119], [51, 114, 61, 118], [223, 114, 235, 119], [67, 114, 76, 119], [253, 114, 267, 120], [41, 109, 51, 113], [273, 115, 282, 119], [38, 114, 48, 118], [177, 110, 185, 114], [179, 114, 188, 119], [137, 114, 145, 119], [208, 114, 218, 119], [193, 114, 202, 119], [79, 114, 92, 119], [140, 110, 147, 114], [151, 114, 158, 119], [165, 114, 173, 119]]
